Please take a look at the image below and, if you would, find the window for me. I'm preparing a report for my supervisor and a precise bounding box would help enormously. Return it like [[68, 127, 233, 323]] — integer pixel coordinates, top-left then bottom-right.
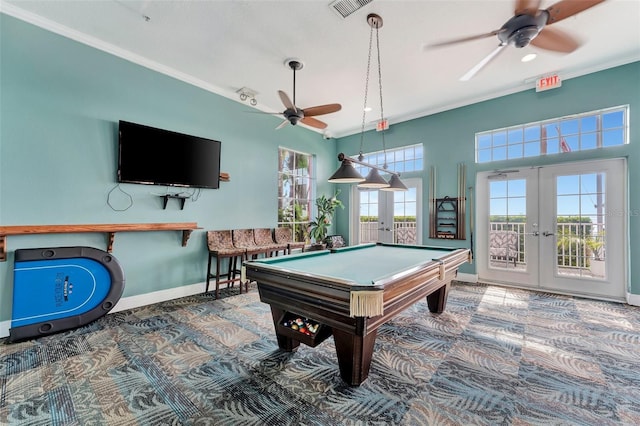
[[352, 143, 423, 175], [351, 144, 423, 246], [278, 148, 313, 242], [476, 105, 628, 163]]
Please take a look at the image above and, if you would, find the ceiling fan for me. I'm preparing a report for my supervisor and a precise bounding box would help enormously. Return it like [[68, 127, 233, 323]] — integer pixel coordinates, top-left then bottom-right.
[[271, 59, 342, 130], [428, 0, 607, 81]]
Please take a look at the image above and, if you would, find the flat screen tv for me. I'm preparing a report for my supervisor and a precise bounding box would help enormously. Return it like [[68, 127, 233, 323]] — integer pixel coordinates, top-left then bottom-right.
[[118, 120, 221, 189]]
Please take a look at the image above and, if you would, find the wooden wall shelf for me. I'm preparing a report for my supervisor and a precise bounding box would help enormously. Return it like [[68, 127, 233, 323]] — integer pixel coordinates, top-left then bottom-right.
[[0, 222, 200, 261]]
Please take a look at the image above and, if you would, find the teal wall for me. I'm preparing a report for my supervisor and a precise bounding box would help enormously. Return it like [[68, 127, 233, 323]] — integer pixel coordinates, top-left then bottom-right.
[[1, 14, 638, 325], [0, 15, 338, 321], [335, 61, 640, 295]]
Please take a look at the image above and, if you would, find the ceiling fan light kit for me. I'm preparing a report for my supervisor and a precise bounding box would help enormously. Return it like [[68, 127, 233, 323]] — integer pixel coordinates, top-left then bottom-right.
[[429, 0, 607, 81], [245, 58, 342, 130], [269, 58, 341, 130], [329, 13, 407, 191], [498, 12, 547, 48]]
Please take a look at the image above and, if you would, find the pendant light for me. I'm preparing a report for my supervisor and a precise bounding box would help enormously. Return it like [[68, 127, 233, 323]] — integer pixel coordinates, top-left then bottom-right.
[[328, 156, 364, 183], [359, 168, 389, 188], [357, 14, 390, 189], [382, 173, 409, 191], [328, 13, 407, 191]]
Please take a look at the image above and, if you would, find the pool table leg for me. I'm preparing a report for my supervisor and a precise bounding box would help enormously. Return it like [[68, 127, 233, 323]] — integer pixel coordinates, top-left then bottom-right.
[[426, 282, 449, 313], [269, 307, 300, 352], [332, 328, 377, 386]]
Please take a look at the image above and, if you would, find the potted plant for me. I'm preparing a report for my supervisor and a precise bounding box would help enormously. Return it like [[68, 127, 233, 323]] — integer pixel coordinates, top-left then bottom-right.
[[308, 190, 344, 249]]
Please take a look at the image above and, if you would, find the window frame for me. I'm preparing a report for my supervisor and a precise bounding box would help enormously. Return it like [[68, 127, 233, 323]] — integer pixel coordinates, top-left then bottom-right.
[[351, 143, 424, 175], [277, 147, 314, 243], [476, 105, 629, 164]]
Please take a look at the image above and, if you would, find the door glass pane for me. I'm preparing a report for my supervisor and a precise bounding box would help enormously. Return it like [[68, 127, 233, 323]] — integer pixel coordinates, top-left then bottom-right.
[[359, 190, 379, 243], [393, 187, 417, 244], [489, 178, 526, 270], [556, 173, 606, 279]]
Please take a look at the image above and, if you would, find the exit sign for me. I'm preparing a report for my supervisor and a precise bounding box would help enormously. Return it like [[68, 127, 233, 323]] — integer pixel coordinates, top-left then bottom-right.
[[376, 119, 389, 132], [536, 74, 562, 92]]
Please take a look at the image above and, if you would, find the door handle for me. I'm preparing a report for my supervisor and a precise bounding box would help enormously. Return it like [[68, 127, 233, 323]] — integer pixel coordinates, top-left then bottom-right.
[[525, 231, 539, 236], [377, 227, 391, 231], [542, 231, 554, 237]]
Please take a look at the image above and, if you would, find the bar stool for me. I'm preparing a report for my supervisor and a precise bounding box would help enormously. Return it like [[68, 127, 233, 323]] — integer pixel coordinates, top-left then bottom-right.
[[254, 228, 287, 256], [232, 229, 270, 260], [206, 230, 246, 298], [273, 227, 305, 254]]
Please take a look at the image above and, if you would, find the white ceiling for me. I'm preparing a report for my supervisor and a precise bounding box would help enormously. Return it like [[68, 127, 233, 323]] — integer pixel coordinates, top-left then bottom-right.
[[2, 0, 639, 138]]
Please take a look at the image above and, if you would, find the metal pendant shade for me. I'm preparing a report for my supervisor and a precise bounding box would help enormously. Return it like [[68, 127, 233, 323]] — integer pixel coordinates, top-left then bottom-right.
[[358, 168, 389, 188], [380, 174, 408, 191], [328, 159, 365, 183]]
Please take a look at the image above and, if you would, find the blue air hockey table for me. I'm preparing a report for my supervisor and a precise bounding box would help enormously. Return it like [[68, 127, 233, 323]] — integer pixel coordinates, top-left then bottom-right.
[[9, 246, 125, 342]]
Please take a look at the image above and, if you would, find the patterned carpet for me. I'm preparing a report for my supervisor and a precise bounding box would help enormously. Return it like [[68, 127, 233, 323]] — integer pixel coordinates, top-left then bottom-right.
[[1, 282, 639, 425]]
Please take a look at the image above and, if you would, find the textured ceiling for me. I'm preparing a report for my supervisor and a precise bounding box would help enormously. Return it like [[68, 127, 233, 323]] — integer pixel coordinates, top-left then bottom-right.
[[2, 0, 639, 137]]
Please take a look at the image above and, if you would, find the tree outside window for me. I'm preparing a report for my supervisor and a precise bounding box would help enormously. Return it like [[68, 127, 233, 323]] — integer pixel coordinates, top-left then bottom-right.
[[278, 148, 313, 242]]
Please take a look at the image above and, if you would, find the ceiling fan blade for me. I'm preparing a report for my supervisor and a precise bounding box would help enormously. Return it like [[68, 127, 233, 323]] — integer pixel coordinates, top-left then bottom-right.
[[275, 119, 290, 130], [302, 103, 342, 117], [514, 0, 542, 16], [300, 116, 328, 130], [428, 29, 504, 48], [278, 90, 296, 112], [460, 44, 507, 81], [530, 27, 579, 52], [545, 0, 606, 25]]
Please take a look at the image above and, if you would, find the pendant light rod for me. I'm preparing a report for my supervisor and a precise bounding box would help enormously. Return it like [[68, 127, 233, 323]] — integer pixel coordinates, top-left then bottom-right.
[[336, 153, 400, 177]]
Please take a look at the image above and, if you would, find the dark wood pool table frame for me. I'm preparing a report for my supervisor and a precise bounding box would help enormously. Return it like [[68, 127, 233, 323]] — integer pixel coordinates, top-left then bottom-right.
[[244, 243, 470, 386]]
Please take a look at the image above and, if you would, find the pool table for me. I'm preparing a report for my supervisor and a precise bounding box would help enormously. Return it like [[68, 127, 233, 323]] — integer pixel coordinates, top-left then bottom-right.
[[244, 242, 471, 386]]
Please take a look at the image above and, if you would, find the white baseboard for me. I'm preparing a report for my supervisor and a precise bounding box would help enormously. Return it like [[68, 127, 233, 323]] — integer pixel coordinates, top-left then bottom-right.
[[110, 282, 205, 313], [0, 321, 9, 339], [627, 291, 640, 307], [456, 272, 478, 283], [0, 282, 206, 339]]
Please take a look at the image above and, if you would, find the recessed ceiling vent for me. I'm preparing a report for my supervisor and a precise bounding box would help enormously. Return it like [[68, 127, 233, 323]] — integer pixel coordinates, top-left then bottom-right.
[[329, 0, 373, 19]]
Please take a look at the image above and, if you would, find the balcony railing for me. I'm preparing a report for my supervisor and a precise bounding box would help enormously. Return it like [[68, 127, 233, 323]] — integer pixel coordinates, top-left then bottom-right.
[[489, 221, 605, 270], [359, 221, 417, 244], [359, 220, 604, 273]]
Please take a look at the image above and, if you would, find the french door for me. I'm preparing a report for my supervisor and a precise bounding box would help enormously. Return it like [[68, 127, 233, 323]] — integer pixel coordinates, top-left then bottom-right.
[[476, 158, 626, 301], [351, 178, 422, 245]]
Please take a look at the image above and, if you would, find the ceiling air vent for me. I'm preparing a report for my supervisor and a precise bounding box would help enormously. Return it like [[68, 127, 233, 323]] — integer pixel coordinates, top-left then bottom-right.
[[329, 0, 373, 19]]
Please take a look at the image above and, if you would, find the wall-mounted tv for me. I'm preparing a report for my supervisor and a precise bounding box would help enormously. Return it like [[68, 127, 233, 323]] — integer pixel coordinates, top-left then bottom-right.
[[118, 120, 221, 189]]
